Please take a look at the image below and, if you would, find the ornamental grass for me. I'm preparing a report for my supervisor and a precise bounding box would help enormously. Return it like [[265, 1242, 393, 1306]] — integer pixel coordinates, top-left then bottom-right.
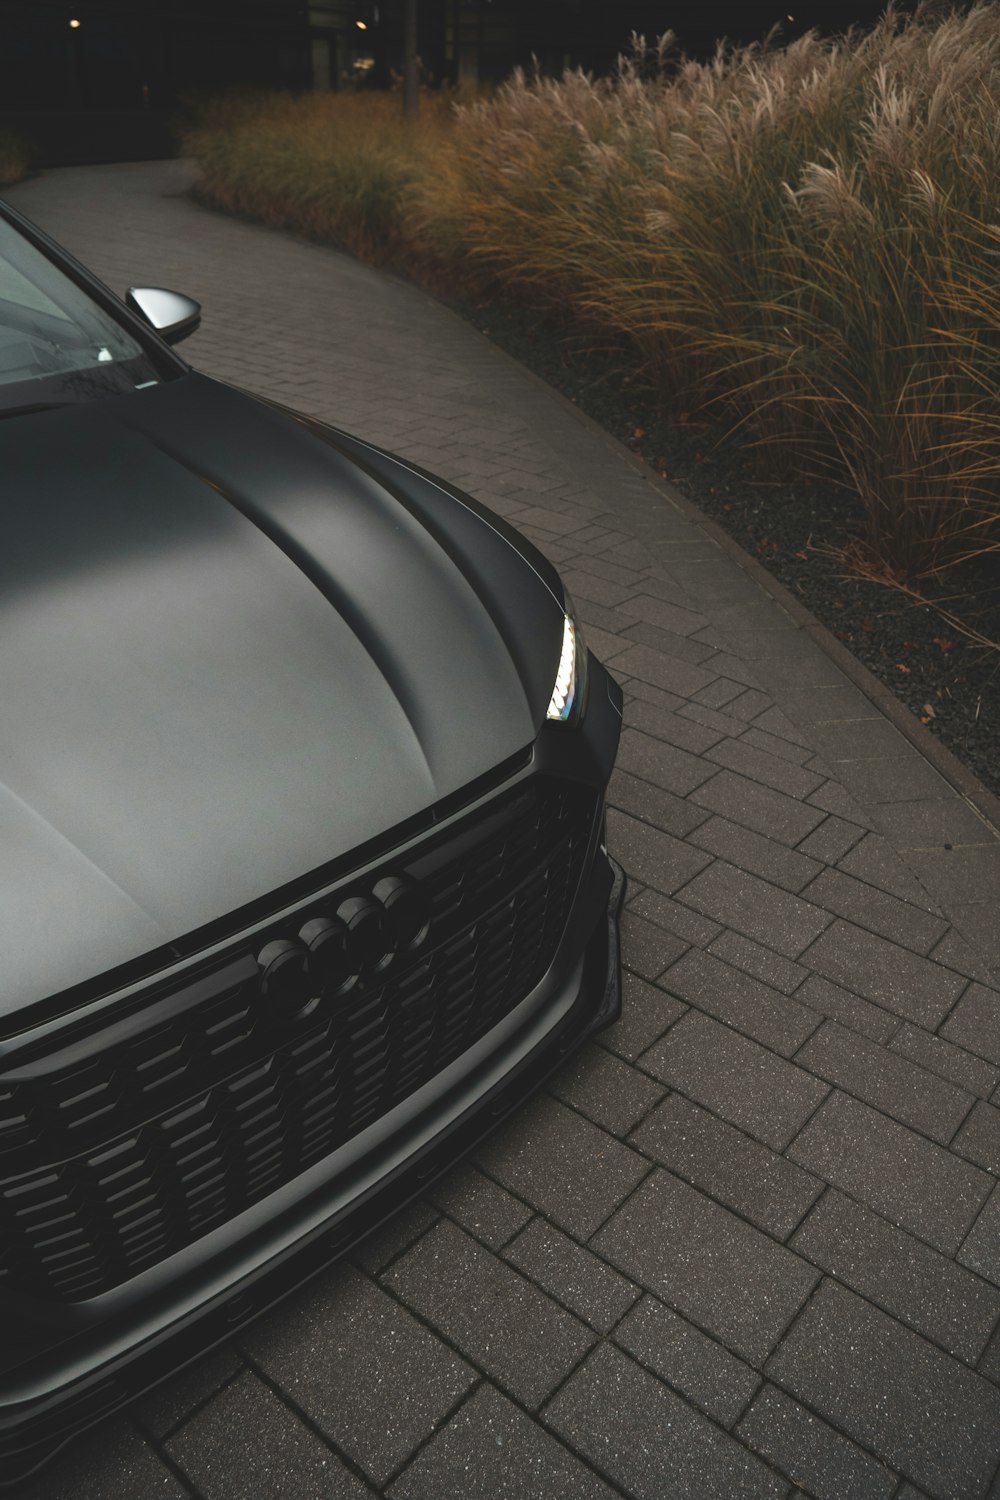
[[185, 3, 1000, 582]]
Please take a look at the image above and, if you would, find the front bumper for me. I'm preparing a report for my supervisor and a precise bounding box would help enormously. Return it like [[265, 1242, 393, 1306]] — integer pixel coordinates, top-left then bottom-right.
[[0, 662, 624, 1487]]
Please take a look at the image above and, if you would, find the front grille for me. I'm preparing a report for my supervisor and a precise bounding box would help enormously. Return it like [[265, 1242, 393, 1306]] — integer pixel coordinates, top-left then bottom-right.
[[0, 777, 596, 1301]]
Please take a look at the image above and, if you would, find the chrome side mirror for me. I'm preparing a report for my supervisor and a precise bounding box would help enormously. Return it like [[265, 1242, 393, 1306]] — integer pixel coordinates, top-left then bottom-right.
[[126, 286, 201, 346]]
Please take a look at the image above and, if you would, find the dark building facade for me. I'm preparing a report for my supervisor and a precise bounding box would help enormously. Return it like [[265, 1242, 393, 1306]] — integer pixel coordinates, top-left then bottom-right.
[[0, 1, 910, 164]]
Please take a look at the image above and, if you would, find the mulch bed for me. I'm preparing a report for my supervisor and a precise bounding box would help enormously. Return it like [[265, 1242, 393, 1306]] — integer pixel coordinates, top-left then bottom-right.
[[453, 295, 1000, 802]]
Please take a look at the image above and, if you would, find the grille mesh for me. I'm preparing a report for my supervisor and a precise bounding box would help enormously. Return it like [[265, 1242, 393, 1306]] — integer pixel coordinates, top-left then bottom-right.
[[0, 778, 594, 1301]]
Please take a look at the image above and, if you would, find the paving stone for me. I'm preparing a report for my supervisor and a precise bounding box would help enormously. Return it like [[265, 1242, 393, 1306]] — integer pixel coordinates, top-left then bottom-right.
[[953, 1101, 1000, 1176], [800, 921, 965, 1028], [749, 705, 812, 749], [891, 1023, 1000, 1101], [610, 642, 719, 700], [907, 846, 1000, 909], [241, 1266, 475, 1486], [676, 860, 832, 959], [794, 1021, 974, 1145], [658, 947, 818, 1057], [549, 1042, 664, 1135], [503, 1218, 640, 1333], [136, 1348, 244, 1440], [794, 975, 899, 1045], [721, 686, 777, 719], [619, 592, 709, 638], [561, 566, 636, 609], [870, 798, 997, 851], [766, 1280, 1000, 1500], [389, 1384, 618, 1500], [725, 625, 826, 660], [715, 600, 798, 634], [13, 1422, 190, 1499], [979, 1320, 1000, 1385], [581, 622, 630, 664], [593, 1170, 819, 1365], [693, 676, 746, 709], [792, 1189, 1000, 1364], [929, 929, 995, 985], [801, 868, 947, 957], [941, 983, 1000, 1068], [796, 815, 867, 866], [625, 696, 723, 752], [833, 754, 955, 805], [806, 778, 876, 827], [599, 970, 687, 1062], [679, 700, 754, 739], [623, 618, 721, 667], [385, 1219, 594, 1407], [608, 765, 711, 840], [773, 684, 884, 722], [707, 930, 809, 995], [737, 1384, 897, 1500], [166, 1371, 373, 1499], [575, 594, 633, 637], [958, 1185, 1000, 1288], [617, 726, 718, 798], [806, 716, 913, 763], [690, 768, 826, 846], [739, 726, 814, 767], [615, 1295, 761, 1427], [544, 1344, 787, 1499], [475, 1095, 649, 1238], [641, 1009, 829, 1151], [571, 551, 646, 588], [702, 737, 825, 800], [351, 1200, 440, 1276], [787, 1092, 993, 1255], [627, 675, 696, 717], [689, 814, 822, 893], [632, 1093, 823, 1240], [430, 1163, 534, 1250], [628, 887, 723, 946], [619, 908, 689, 980], [950, 900, 1000, 971], [835, 832, 942, 907], [606, 808, 712, 895]]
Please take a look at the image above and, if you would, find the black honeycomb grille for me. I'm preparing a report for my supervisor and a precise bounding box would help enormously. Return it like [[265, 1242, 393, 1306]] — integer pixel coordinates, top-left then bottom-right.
[[0, 778, 595, 1301]]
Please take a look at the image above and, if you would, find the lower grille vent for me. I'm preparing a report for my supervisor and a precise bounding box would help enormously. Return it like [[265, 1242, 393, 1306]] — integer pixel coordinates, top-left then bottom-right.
[[0, 778, 594, 1300]]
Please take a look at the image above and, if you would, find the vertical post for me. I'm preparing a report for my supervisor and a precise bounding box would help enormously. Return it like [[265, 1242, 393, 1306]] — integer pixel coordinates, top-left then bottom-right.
[[403, 0, 418, 118]]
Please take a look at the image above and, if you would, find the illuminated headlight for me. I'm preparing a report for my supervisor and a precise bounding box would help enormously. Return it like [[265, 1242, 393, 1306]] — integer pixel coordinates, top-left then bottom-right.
[[546, 603, 588, 725]]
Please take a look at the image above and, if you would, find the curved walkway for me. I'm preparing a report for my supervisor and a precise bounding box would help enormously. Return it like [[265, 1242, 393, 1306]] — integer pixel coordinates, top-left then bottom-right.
[[6, 161, 1000, 1500]]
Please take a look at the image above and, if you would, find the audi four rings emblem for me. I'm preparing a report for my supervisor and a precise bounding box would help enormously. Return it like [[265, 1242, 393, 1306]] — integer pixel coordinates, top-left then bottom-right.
[[255, 874, 432, 1019]]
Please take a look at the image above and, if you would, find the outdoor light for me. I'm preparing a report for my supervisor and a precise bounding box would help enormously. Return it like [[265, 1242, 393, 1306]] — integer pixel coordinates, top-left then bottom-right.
[[69, 17, 81, 27], [355, 19, 367, 28]]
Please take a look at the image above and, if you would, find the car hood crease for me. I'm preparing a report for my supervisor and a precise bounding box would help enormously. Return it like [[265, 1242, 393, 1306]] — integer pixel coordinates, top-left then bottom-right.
[[0, 380, 559, 1012]]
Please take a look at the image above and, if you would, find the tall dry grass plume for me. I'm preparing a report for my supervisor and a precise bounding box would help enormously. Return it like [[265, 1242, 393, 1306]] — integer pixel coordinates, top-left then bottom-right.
[[186, 4, 1000, 580]]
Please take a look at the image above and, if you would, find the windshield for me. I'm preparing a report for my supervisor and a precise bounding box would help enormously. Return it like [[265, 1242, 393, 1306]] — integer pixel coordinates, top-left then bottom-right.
[[0, 215, 164, 415]]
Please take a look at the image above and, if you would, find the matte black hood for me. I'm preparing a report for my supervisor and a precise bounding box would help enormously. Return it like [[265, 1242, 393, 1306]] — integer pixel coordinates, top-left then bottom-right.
[[0, 374, 565, 1016]]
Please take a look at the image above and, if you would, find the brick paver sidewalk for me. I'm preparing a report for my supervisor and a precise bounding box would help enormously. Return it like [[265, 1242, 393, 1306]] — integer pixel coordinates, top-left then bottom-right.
[[6, 161, 1000, 1500]]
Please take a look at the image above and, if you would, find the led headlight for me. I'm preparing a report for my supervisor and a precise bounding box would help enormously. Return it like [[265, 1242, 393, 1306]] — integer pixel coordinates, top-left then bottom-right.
[[546, 601, 588, 725]]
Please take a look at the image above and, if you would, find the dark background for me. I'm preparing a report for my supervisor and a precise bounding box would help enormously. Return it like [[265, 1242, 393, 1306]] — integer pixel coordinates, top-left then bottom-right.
[[0, 0, 919, 165]]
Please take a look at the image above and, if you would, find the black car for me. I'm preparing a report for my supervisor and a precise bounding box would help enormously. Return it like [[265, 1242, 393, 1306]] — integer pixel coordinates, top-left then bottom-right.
[[0, 199, 624, 1484]]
